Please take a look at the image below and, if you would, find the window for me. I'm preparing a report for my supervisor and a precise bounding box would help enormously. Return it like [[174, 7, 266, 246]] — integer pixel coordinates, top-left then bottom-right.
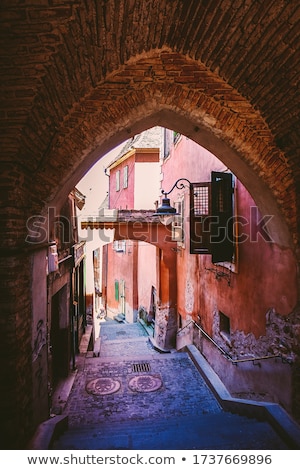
[[190, 182, 212, 255], [116, 170, 120, 191], [173, 131, 181, 144], [163, 128, 172, 158], [113, 240, 126, 252], [172, 198, 185, 247], [190, 171, 234, 263], [123, 165, 128, 188], [219, 311, 230, 343], [163, 128, 181, 158]]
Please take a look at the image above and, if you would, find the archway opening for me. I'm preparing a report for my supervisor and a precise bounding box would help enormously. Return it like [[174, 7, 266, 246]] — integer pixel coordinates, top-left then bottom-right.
[[46, 125, 299, 437]]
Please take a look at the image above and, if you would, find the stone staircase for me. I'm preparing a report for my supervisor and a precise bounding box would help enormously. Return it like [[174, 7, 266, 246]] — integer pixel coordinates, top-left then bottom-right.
[[53, 410, 288, 450], [50, 322, 299, 450]]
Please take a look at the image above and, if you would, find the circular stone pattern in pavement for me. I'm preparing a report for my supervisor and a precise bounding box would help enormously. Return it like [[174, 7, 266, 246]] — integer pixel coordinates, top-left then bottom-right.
[[86, 377, 121, 396], [128, 374, 162, 393]]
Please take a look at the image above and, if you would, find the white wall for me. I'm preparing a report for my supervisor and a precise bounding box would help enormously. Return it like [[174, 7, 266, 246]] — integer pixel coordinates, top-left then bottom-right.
[[134, 162, 160, 209]]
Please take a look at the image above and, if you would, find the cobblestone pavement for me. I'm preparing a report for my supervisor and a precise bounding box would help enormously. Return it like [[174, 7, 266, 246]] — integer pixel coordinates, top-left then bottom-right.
[[53, 321, 289, 449], [63, 322, 221, 428]]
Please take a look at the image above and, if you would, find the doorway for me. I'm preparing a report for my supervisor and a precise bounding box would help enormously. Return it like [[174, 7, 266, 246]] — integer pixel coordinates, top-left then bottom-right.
[[50, 285, 70, 386]]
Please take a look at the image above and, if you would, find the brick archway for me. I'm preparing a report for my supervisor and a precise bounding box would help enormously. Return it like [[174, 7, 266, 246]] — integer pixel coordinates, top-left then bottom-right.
[[1, 0, 299, 449], [9, 51, 297, 252]]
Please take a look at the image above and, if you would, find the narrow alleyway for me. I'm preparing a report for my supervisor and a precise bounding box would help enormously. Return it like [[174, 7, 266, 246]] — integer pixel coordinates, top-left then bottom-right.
[[52, 321, 289, 450]]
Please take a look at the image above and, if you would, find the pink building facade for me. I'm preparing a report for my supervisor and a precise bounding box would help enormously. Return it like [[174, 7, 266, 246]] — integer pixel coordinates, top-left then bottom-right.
[[102, 129, 161, 324], [161, 131, 298, 413], [99, 127, 298, 416]]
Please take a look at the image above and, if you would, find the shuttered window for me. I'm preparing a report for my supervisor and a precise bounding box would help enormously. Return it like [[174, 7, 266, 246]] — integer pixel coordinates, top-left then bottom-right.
[[190, 182, 212, 254], [190, 172, 234, 263], [211, 172, 234, 263], [115, 280, 119, 301]]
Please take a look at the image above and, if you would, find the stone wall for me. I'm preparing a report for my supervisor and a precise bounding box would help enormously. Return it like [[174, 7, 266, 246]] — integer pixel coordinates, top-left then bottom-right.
[[154, 306, 177, 350], [212, 306, 300, 364], [189, 305, 300, 422]]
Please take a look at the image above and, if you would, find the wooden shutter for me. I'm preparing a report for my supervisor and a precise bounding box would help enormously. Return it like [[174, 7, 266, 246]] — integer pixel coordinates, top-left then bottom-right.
[[115, 280, 119, 301], [190, 182, 212, 254], [211, 171, 234, 263]]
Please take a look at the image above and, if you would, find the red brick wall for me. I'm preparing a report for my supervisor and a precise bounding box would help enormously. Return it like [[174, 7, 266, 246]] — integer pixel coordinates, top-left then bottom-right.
[[1, 0, 299, 447]]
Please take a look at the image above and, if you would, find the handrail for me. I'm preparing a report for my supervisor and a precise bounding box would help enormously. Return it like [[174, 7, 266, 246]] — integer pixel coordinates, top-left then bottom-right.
[[177, 320, 285, 365]]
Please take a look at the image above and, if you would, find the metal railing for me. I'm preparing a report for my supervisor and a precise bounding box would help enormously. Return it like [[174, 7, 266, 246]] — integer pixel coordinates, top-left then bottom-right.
[[177, 320, 286, 365]]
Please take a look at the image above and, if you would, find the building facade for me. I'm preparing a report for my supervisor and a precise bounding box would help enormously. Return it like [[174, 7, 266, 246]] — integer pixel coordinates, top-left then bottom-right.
[[30, 189, 86, 427], [161, 131, 298, 415], [1, 2, 299, 448], [97, 127, 299, 417], [102, 128, 161, 323]]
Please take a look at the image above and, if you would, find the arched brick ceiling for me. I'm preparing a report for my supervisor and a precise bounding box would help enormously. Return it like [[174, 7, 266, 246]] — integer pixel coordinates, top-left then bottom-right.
[[0, 0, 299, 247]]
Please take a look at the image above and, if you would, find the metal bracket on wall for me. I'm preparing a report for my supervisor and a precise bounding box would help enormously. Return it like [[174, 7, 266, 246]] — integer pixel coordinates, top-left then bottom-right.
[[205, 267, 231, 286]]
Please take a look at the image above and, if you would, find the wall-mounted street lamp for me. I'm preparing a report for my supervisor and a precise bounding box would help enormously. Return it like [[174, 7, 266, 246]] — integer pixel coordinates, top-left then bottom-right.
[[154, 172, 234, 263], [154, 178, 191, 225]]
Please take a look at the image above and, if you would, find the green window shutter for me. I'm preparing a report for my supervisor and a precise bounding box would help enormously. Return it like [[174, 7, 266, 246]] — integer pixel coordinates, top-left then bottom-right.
[[115, 280, 119, 301]]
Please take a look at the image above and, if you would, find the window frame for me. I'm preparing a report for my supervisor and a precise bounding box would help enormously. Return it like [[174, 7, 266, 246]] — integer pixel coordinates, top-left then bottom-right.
[[189, 182, 212, 255], [171, 197, 185, 247], [116, 170, 120, 192], [123, 165, 128, 189], [113, 240, 126, 253], [189, 171, 236, 265], [219, 311, 231, 344]]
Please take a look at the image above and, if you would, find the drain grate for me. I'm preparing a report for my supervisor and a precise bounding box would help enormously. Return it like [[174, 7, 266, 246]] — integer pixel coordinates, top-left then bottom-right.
[[131, 362, 151, 373]]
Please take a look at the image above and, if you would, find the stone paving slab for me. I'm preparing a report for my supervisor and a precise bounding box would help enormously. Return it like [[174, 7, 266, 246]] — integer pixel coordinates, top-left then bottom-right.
[[64, 352, 222, 427], [53, 321, 290, 450], [99, 322, 149, 341], [99, 336, 159, 357], [98, 322, 168, 357], [63, 322, 221, 427]]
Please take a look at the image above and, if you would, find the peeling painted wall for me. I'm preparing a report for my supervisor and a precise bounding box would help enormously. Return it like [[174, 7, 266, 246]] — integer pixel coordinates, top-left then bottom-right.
[[167, 137, 299, 420]]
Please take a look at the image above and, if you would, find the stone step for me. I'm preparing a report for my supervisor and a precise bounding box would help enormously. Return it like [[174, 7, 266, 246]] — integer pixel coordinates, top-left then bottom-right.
[[148, 336, 171, 353], [53, 411, 288, 450], [51, 322, 295, 450], [113, 313, 126, 323]]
